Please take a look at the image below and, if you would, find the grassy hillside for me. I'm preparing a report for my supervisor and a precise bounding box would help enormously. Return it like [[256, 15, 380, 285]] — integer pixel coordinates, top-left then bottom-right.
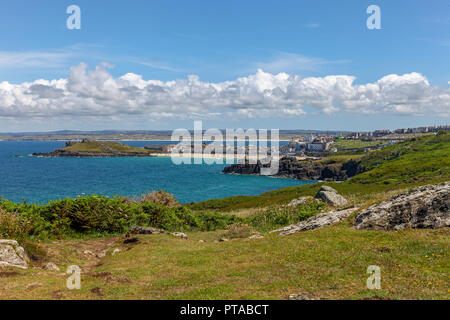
[[332, 139, 384, 150], [1, 224, 447, 300], [60, 140, 153, 154]]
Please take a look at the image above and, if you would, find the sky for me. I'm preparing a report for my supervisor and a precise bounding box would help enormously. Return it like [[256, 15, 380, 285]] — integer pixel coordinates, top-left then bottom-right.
[[0, 0, 449, 132]]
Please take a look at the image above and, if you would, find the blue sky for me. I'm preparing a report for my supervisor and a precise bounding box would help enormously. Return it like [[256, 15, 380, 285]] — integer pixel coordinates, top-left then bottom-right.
[[0, 0, 449, 132]]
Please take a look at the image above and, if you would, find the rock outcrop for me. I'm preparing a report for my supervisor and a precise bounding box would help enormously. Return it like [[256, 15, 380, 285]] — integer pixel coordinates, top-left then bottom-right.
[[223, 157, 362, 181], [172, 232, 188, 239], [0, 240, 29, 269], [354, 182, 450, 230], [127, 226, 166, 236], [314, 186, 349, 207], [271, 207, 359, 236]]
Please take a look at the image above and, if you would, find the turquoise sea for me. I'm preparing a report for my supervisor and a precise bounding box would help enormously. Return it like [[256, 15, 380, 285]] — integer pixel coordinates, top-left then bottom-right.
[[0, 141, 314, 204]]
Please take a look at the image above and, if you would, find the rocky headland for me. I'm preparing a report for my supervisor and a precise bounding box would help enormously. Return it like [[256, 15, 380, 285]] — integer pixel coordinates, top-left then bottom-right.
[[223, 156, 362, 181], [33, 139, 155, 158]]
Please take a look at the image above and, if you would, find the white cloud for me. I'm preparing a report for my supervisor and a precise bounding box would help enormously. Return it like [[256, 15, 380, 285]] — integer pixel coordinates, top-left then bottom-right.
[[0, 50, 73, 69], [0, 63, 449, 122], [253, 52, 348, 74]]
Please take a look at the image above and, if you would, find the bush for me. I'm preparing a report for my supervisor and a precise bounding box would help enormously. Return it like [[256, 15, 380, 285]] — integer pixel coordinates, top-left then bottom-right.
[[0, 207, 33, 239], [0, 194, 240, 239]]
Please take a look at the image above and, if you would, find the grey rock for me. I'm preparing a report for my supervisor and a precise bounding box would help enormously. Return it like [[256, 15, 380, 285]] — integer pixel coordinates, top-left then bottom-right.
[[172, 232, 188, 239], [43, 262, 60, 271], [0, 239, 29, 269], [319, 186, 338, 193], [128, 226, 165, 235], [289, 293, 318, 300], [287, 196, 313, 207], [314, 186, 348, 207], [271, 207, 359, 236], [354, 182, 450, 230], [248, 234, 264, 239]]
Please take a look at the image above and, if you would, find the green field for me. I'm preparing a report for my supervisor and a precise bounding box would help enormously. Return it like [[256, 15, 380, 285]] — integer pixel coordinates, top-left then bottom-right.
[[0, 132, 449, 300], [60, 140, 154, 154], [332, 139, 384, 150]]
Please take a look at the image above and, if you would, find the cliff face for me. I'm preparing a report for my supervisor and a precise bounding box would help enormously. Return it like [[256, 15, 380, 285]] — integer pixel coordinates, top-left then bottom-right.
[[222, 157, 362, 181]]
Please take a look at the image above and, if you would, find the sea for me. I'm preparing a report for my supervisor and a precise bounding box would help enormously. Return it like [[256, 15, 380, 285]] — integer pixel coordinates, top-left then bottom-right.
[[0, 141, 315, 204]]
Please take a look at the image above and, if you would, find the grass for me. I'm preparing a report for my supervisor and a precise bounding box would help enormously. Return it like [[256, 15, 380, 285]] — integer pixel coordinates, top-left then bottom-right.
[[332, 139, 384, 150], [61, 140, 154, 154], [0, 225, 448, 300]]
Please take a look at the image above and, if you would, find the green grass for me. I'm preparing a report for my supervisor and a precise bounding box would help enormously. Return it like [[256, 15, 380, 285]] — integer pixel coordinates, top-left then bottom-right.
[[61, 140, 153, 154], [1, 225, 448, 300]]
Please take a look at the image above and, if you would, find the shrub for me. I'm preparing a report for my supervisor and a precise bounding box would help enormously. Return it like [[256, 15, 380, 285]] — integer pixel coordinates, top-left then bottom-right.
[[139, 191, 180, 207], [0, 207, 33, 239], [0, 194, 240, 238]]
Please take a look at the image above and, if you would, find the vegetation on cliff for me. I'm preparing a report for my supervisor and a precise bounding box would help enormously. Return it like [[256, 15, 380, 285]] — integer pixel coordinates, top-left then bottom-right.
[[33, 139, 155, 157]]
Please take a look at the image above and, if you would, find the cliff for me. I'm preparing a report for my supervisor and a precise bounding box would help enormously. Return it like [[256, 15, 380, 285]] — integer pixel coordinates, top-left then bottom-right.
[[222, 157, 362, 181]]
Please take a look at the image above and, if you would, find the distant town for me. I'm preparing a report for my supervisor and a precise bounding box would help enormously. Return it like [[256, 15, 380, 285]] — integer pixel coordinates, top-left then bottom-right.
[[141, 125, 450, 159], [1, 125, 448, 159]]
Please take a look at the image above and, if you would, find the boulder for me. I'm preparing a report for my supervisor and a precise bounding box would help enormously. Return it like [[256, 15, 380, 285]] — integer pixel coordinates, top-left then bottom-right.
[[43, 262, 60, 271], [271, 207, 359, 236], [0, 240, 29, 269], [314, 186, 348, 207], [128, 226, 165, 235], [172, 232, 188, 239], [288, 292, 319, 300], [354, 182, 449, 230]]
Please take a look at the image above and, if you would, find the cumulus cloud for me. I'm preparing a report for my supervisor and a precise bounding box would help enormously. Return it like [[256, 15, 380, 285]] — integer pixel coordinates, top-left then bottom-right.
[[0, 63, 449, 121]]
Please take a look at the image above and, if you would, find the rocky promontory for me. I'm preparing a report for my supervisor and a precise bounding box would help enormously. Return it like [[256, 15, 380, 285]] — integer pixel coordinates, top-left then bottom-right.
[[223, 157, 362, 181], [33, 139, 155, 158]]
